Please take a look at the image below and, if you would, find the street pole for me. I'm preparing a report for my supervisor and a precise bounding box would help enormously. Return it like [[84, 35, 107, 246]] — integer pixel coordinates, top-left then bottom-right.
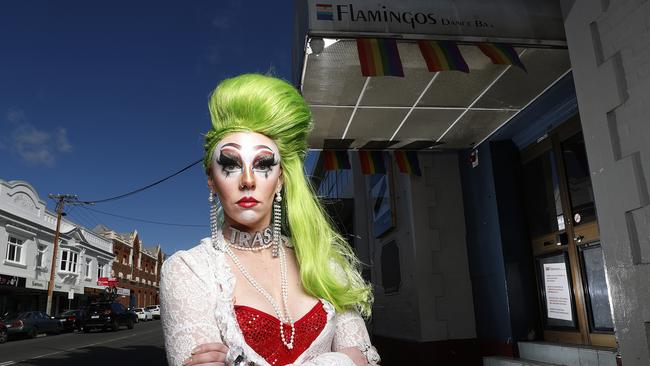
[[45, 194, 78, 315]]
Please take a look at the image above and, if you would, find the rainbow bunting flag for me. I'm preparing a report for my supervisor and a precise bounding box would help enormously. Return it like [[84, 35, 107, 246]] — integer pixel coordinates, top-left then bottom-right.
[[323, 150, 350, 170], [358, 151, 387, 175], [478, 43, 527, 72], [417, 40, 469, 73], [356, 38, 404, 77], [394, 151, 422, 176]]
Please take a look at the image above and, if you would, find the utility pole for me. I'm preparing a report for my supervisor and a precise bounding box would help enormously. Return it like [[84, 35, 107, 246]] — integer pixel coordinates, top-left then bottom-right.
[[45, 194, 78, 316]]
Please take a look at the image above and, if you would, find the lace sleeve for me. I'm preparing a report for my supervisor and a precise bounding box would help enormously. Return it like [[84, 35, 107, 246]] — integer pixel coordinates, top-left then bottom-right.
[[331, 311, 381, 365], [160, 252, 222, 366], [293, 352, 356, 365]]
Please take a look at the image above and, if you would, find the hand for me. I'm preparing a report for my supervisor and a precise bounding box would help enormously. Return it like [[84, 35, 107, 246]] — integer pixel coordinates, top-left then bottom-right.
[[339, 347, 370, 366], [183, 342, 229, 366]]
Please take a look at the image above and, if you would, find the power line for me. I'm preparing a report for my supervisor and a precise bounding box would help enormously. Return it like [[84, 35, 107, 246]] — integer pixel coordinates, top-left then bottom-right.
[[80, 158, 203, 204], [82, 206, 207, 228]]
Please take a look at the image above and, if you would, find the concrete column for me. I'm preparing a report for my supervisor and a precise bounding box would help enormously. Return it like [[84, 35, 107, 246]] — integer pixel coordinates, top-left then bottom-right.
[[561, 0, 650, 364]]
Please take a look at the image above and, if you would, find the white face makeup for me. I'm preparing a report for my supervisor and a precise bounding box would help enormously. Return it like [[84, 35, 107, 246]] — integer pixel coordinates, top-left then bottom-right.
[[209, 132, 282, 232]]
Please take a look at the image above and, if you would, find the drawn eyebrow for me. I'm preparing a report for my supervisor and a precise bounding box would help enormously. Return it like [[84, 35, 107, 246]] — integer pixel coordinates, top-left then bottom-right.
[[220, 143, 274, 152], [254, 144, 273, 151], [221, 142, 241, 150]]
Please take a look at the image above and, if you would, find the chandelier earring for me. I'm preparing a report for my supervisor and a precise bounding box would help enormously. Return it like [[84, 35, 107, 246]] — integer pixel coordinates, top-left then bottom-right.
[[209, 191, 225, 252], [272, 188, 282, 258]]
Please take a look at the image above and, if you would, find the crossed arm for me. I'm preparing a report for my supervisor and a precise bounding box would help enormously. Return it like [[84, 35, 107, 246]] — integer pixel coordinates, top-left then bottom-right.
[[160, 254, 379, 366]]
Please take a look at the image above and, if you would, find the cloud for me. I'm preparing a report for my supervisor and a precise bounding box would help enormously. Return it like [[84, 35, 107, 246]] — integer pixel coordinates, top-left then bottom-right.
[[56, 127, 73, 153], [1, 109, 73, 167], [211, 16, 231, 30]]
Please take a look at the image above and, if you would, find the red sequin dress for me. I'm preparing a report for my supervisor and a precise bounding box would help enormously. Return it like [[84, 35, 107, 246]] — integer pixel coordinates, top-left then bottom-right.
[[234, 300, 327, 366]]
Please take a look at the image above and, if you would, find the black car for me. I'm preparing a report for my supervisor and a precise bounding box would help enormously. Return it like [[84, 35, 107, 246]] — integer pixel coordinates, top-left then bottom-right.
[[54, 309, 83, 332], [0, 311, 61, 338], [0, 322, 7, 343], [82, 302, 136, 332]]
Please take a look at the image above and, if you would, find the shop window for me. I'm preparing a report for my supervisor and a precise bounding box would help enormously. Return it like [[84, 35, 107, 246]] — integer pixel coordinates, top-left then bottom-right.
[[6, 236, 24, 264], [59, 249, 78, 273]]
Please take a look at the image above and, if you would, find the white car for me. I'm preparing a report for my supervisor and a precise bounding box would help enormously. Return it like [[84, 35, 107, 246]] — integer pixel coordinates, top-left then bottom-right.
[[145, 305, 160, 319], [133, 308, 153, 322]]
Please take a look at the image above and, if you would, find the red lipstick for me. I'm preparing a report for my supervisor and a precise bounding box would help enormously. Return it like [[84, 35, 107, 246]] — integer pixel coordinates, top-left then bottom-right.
[[236, 196, 259, 208]]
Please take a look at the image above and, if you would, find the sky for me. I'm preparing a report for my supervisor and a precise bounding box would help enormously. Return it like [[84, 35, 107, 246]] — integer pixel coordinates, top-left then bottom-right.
[[0, 0, 310, 255]]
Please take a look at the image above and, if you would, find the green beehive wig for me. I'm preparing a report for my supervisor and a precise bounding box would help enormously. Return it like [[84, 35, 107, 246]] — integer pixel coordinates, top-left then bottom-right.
[[203, 74, 372, 316]]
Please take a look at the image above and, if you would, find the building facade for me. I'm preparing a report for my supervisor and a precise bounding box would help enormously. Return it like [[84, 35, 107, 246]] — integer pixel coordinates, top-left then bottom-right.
[[296, 1, 650, 365], [94, 226, 163, 309], [0, 179, 114, 315]]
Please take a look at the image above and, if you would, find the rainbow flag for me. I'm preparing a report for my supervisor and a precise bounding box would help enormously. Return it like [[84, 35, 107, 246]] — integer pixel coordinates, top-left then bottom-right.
[[358, 151, 387, 175], [394, 151, 422, 176], [478, 43, 527, 72], [316, 3, 333, 20], [323, 150, 350, 170], [356, 38, 404, 77], [417, 40, 469, 73]]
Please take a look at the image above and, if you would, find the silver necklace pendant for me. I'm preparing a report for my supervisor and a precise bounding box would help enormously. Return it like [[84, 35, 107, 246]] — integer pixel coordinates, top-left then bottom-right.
[[216, 233, 295, 349]]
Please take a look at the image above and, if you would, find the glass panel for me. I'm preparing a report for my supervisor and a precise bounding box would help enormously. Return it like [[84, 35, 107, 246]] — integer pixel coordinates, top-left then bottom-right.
[[523, 150, 564, 237], [537, 251, 578, 329], [580, 244, 615, 332], [562, 132, 596, 226]]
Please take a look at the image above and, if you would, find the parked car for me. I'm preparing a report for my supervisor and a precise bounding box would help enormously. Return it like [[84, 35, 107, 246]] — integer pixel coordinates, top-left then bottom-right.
[[0, 322, 7, 343], [54, 309, 83, 332], [145, 305, 160, 319], [0, 311, 61, 338], [133, 308, 153, 322], [82, 301, 136, 332]]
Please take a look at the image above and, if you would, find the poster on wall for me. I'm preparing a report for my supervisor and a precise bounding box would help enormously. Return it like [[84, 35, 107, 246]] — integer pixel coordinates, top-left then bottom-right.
[[543, 262, 573, 322]]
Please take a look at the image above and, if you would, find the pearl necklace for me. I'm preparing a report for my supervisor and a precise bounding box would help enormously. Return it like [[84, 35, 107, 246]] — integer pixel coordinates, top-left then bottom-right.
[[214, 233, 295, 349]]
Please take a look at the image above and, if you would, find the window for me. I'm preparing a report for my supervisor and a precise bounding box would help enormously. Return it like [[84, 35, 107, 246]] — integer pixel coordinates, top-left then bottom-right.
[[36, 245, 47, 268], [97, 264, 104, 279], [59, 250, 78, 273], [85, 260, 92, 278], [6, 236, 24, 263]]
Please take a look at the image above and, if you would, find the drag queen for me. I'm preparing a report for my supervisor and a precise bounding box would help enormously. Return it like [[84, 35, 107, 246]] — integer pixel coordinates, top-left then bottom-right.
[[160, 74, 380, 366]]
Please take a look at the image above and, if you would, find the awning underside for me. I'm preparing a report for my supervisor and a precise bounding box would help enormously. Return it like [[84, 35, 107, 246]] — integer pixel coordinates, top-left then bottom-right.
[[302, 39, 571, 150]]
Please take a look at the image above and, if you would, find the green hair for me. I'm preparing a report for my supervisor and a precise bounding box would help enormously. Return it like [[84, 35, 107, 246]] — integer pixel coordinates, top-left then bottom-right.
[[204, 74, 373, 317]]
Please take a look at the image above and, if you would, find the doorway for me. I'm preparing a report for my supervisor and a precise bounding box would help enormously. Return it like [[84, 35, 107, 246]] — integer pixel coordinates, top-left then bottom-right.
[[521, 117, 616, 348]]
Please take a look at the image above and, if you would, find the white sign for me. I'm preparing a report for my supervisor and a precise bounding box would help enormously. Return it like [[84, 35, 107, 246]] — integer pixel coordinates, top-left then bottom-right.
[[543, 262, 573, 321], [68, 289, 74, 300], [307, 0, 565, 44], [116, 287, 130, 296], [25, 279, 48, 290]]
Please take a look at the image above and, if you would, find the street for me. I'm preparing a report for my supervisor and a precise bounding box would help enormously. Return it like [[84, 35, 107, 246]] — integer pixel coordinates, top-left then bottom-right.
[[0, 320, 166, 365]]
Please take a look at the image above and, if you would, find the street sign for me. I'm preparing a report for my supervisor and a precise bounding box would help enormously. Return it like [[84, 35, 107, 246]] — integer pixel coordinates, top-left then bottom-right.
[[68, 288, 74, 300]]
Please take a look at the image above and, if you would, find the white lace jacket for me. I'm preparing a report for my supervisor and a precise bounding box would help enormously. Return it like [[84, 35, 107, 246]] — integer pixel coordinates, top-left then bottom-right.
[[160, 238, 380, 366]]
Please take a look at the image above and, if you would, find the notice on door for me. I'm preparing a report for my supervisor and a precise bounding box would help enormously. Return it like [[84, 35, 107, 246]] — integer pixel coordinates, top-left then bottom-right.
[[543, 263, 573, 321]]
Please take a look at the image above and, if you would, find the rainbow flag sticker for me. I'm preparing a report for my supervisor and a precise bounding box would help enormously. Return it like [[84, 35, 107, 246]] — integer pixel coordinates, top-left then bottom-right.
[[478, 43, 527, 72], [358, 151, 387, 175], [323, 150, 350, 170], [316, 3, 333, 21], [356, 38, 404, 77], [418, 40, 469, 73], [394, 151, 422, 176]]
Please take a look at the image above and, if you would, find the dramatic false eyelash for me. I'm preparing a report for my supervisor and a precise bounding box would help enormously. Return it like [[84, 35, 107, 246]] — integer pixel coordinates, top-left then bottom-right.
[[254, 154, 279, 178], [217, 152, 241, 177], [254, 154, 278, 168]]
